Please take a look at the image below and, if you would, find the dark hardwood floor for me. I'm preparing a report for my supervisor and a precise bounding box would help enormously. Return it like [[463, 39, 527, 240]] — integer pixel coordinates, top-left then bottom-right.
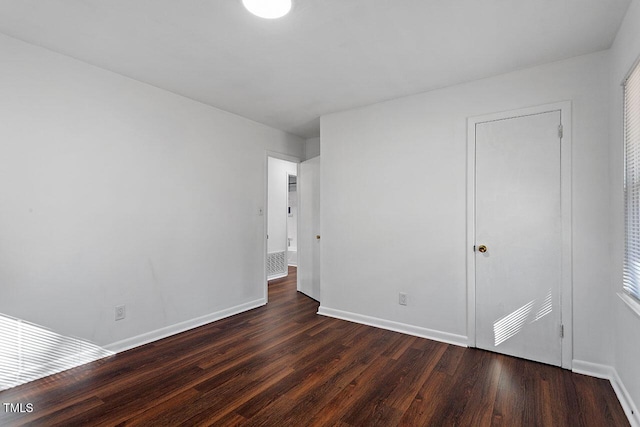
[[0, 266, 629, 426]]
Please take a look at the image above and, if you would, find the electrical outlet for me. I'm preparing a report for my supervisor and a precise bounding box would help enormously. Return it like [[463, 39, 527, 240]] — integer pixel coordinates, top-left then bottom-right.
[[399, 292, 407, 306], [115, 305, 126, 321]]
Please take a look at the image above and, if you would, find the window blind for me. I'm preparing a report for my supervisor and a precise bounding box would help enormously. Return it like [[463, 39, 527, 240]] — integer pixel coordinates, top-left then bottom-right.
[[624, 59, 640, 301]]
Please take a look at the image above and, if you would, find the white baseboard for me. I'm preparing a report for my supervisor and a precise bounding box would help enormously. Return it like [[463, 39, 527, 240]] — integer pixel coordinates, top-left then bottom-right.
[[573, 360, 639, 427], [317, 306, 468, 347], [572, 360, 614, 379], [105, 298, 266, 353], [611, 369, 640, 427]]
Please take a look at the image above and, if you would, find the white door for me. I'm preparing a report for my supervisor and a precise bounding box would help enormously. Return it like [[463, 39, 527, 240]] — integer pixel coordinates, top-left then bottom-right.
[[475, 111, 562, 366], [298, 156, 321, 301]]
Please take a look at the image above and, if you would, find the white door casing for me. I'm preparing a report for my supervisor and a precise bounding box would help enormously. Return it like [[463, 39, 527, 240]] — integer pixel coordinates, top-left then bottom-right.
[[467, 102, 572, 369]]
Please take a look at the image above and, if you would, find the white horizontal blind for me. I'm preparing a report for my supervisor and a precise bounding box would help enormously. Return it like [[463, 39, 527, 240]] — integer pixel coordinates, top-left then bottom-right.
[[0, 313, 113, 391], [624, 60, 640, 301]]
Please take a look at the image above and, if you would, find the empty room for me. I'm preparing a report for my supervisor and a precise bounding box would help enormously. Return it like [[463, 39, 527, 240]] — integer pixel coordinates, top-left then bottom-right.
[[1, 0, 639, 425]]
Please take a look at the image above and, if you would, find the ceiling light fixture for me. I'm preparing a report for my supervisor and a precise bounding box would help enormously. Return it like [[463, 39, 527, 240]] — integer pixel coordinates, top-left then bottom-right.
[[242, 0, 292, 19]]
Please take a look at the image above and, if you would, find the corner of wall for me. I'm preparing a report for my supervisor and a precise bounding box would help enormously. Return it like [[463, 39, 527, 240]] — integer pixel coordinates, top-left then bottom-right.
[[572, 360, 639, 427], [304, 137, 321, 160], [608, 2, 640, 426]]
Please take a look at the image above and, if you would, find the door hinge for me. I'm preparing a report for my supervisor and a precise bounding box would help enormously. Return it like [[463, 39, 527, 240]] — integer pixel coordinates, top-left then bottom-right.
[[560, 324, 564, 338], [558, 124, 563, 139]]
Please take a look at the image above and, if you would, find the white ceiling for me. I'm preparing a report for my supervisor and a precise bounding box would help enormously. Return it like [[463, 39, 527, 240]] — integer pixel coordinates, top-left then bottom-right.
[[0, 0, 631, 138]]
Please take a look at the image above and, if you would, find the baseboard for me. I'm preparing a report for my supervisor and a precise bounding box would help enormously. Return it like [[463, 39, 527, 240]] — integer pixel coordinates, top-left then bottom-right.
[[571, 360, 614, 379], [105, 298, 266, 353], [317, 306, 468, 347], [573, 360, 639, 427], [611, 369, 640, 427], [267, 272, 287, 281]]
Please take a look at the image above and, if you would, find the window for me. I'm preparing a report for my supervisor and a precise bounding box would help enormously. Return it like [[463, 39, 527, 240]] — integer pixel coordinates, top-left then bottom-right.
[[624, 59, 640, 302]]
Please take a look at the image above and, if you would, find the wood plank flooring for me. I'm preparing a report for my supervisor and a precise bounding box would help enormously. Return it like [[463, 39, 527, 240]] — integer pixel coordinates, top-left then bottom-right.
[[0, 267, 629, 426]]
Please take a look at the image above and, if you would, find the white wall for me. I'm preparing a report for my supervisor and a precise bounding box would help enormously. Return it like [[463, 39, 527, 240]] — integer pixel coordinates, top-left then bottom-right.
[[609, 0, 640, 420], [267, 157, 298, 255], [0, 34, 304, 349], [321, 51, 612, 364], [305, 137, 321, 160]]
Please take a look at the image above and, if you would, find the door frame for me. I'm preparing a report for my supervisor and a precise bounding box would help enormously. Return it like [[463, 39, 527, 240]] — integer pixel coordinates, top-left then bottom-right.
[[286, 171, 297, 267], [264, 151, 300, 303], [466, 101, 573, 369]]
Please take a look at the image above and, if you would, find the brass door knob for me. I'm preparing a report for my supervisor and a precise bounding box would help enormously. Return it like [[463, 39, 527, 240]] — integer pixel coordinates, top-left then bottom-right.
[[316, 235, 321, 240], [478, 245, 487, 253]]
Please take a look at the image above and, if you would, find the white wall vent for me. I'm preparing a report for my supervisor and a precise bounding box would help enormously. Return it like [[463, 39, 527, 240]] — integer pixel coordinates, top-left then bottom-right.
[[267, 251, 286, 279]]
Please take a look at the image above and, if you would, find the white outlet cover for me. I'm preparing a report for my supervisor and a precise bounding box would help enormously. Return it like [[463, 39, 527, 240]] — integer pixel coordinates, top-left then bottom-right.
[[399, 293, 407, 305], [115, 305, 126, 321]]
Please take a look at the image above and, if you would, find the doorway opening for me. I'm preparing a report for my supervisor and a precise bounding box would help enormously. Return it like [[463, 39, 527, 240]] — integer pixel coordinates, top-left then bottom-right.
[[266, 156, 298, 282]]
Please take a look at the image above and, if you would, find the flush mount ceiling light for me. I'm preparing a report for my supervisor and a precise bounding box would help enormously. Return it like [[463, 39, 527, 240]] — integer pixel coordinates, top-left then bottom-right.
[[242, 0, 292, 19]]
